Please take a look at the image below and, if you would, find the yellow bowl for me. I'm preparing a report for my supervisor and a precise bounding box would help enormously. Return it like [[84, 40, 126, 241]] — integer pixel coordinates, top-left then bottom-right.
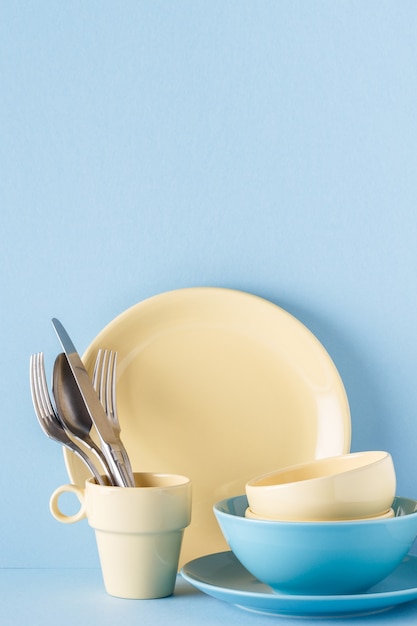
[[245, 451, 396, 521]]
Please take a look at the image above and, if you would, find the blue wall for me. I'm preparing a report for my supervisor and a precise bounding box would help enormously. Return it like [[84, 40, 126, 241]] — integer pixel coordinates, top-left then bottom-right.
[[2, 1, 417, 567]]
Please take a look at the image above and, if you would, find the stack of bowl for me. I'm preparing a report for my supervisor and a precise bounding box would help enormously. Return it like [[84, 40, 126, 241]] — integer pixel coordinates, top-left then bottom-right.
[[214, 451, 417, 595]]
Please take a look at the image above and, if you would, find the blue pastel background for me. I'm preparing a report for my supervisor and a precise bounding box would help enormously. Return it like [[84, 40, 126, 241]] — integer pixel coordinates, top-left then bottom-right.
[[1, 1, 417, 569]]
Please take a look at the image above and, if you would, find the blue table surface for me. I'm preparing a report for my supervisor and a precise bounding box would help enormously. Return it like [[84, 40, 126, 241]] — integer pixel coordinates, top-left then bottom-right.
[[1, 569, 417, 626]]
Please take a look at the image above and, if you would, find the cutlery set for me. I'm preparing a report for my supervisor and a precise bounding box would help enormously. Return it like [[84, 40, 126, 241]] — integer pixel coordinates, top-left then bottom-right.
[[31, 317, 192, 600], [30, 319, 134, 488]]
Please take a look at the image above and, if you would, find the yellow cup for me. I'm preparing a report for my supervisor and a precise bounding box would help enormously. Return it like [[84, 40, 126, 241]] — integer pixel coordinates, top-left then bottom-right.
[[50, 472, 192, 599]]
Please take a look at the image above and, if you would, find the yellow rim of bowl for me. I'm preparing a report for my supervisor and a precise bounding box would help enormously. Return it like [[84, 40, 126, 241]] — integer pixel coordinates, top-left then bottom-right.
[[244, 507, 395, 522]]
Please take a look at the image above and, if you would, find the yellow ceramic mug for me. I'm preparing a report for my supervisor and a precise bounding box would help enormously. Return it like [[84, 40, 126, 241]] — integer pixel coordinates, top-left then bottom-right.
[[50, 472, 192, 599]]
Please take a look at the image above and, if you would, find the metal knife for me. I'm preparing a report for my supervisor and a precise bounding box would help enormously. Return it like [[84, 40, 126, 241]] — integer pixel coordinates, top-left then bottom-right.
[[51, 318, 135, 487]]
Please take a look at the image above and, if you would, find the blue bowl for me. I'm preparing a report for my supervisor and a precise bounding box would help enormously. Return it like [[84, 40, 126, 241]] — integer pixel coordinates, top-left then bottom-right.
[[214, 495, 417, 595]]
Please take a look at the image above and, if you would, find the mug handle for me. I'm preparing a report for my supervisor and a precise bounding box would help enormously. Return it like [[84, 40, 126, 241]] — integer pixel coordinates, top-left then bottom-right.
[[49, 484, 87, 524]]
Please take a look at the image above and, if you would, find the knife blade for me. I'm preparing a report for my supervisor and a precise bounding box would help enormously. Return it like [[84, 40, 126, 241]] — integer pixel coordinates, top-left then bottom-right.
[[51, 318, 135, 487]]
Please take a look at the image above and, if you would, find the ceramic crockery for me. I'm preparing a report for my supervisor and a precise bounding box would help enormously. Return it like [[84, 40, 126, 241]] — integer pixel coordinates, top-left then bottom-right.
[[62, 287, 351, 565], [214, 495, 417, 595], [180, 551, 417, 618], [246, 451, 395, 521], [50, 473, 192, 599]]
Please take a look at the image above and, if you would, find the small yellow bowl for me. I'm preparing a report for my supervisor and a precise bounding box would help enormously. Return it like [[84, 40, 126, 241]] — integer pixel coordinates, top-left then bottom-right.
[[246, 451, 396, 522]]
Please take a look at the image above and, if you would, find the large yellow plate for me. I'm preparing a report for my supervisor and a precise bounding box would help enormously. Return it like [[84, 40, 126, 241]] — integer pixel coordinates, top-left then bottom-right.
[[63, 287, 351, 565]]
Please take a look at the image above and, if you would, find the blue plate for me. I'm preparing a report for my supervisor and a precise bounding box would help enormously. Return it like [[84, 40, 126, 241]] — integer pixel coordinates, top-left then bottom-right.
[[180, 551, 417, 618]]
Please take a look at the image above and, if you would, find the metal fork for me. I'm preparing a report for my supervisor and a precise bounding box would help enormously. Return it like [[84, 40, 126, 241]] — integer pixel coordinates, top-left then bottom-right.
[[93, 349, 120, 432], [30, 352, 106, 486], [93, 349, 135, 485]]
